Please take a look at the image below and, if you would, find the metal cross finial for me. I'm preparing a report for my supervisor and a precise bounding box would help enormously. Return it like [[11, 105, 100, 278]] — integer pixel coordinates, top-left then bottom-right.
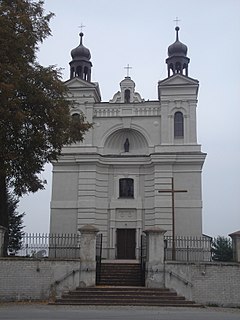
[[124, 64, 132, 77], [173, 17, 181, 26], [78, 23, 86, 32]]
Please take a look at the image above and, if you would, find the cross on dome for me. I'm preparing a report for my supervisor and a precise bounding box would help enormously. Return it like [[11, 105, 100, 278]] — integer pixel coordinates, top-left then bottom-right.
[[124, 64, 132, 77], [78, 23, 86, 33], [173, 17, 181, 27]]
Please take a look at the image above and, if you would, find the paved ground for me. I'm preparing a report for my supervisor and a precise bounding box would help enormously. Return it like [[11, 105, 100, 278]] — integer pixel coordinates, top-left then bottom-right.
[[0, 303, 240, 320]]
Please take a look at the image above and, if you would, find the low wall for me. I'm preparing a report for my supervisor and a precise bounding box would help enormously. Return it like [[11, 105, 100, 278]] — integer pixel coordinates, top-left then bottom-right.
[[1, 258, 240, 306], [0, 258, 80, 301], [164, 261, 240, 307]]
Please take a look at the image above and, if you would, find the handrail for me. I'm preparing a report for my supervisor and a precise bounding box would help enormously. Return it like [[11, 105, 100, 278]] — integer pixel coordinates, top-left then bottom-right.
[[168, 271, 193, 287], [49, 268, 80, 302], [51, 268, 80, 287]]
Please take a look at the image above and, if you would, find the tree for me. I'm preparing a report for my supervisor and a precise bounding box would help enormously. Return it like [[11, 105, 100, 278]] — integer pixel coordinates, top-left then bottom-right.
[[0, 0, 91, 255], [7, 191, 25, 255], [211, 236, 233, 262]]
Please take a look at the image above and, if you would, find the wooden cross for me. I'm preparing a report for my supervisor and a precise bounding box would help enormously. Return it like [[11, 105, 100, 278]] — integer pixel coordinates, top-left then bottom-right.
[[158, 177, 187, 260], [124, 64, 132, 77], [78, 23, 86, 32], [173, 17, 181, 26]]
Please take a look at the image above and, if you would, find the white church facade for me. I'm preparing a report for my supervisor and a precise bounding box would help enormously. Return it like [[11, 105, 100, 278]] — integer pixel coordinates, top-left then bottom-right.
[[50, 27, 206, 259]]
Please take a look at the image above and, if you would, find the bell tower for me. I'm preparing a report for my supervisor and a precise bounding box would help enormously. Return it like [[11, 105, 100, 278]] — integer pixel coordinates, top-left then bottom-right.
[[69, 32, 92, 81], [166, 26, 190, 77]]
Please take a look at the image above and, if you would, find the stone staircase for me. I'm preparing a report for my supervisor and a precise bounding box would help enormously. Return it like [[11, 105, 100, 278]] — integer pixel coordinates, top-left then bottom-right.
[[51, 262, 201, 307], [53, 287, 201, 307], [98, 262, 143, 286]]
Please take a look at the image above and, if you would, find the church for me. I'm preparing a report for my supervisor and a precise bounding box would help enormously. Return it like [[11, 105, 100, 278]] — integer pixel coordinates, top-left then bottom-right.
[[50, 26, 206, 260]]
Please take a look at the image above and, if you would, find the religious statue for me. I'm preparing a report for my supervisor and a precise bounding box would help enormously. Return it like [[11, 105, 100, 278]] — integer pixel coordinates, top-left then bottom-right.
[[124, 138, 129, 152]]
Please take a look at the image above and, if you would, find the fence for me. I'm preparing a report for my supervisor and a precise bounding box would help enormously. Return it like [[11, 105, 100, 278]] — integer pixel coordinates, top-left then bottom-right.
[[12, 233, 80, 259], [164, 236, 212, 262], [10, 233, 212, 262]]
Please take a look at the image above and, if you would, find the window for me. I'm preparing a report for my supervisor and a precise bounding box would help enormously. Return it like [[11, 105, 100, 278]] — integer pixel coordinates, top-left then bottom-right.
[[70, 67, 75, 78], [174, 112, 184, 138], [72, 113, 80, 120], [119, 178, 134, 198], [76, 66, 82, 77], [124, 89, 130, 103], [83, 66, 88, 80]]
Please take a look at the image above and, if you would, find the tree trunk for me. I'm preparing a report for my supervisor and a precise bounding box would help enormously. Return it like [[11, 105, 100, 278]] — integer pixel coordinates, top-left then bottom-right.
[[0, 171, 9, 256]]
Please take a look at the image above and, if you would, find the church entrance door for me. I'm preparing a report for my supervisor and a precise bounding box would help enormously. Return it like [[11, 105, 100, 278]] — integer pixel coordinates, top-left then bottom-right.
[[116, 229, 136, 259]]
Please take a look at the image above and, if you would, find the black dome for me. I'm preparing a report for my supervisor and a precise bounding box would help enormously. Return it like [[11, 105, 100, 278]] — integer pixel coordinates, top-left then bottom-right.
[[168, 27, 188, 57], [71, 32, 91, 61], [69, 32, 92, 81], [166, 26, 190, 77]]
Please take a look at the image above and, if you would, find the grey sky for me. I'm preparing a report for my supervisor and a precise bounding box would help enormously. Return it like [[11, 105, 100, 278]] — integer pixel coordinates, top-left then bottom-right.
[[19, 0, 240, 237]]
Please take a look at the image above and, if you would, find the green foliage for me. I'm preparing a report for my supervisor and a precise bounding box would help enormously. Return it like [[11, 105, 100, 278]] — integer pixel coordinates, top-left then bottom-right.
[[0, 0, 91, 196], [0, 1, 91, 254], [7, 191, 25, 254], [211, 236, 233, 262]]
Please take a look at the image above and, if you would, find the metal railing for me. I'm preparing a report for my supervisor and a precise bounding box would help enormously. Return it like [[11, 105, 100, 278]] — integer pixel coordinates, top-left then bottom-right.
[[140, 233, 147, 286], [96, 233, 103, 285], [164, 236, 212, 262], [12, 233, 81, 259]]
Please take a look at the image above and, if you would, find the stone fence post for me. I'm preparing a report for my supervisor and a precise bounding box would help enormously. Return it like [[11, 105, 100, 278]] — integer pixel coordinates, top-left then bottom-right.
[[78, 225, 99, 287], [144, 227, 166, 288], [0, 226, 7, 257], [229, 231, 240, 263]]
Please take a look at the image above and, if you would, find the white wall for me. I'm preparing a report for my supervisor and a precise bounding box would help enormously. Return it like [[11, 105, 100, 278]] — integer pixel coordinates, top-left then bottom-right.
[[164, 261, 240, 307], [0, 258, 239, 307], [0, 258, 79, 301]]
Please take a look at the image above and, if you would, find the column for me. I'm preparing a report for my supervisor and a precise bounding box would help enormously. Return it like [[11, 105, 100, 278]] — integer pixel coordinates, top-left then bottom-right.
[[0, 226, 7, 257], [229, 231, 240, 263], [144, 227, 166, 288], [79, 225, 99, 287]]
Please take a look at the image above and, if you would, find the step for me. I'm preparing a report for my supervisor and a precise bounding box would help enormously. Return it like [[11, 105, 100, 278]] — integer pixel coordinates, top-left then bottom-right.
[[65, 292, 181, 298], [100, 264, 141, 268], [51, 287, 202, 307], [98, 262, 143, 286]]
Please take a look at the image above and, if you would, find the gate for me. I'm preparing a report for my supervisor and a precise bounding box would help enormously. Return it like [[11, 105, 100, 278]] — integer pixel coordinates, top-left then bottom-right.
[[96, 233, 103, 285], [140, 233, 147, 286]]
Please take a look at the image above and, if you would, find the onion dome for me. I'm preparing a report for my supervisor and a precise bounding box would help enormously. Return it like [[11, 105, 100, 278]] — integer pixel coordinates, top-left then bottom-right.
[[168, 27, 188, 57], [71, 32, 91, 61], [69, 32, 92, 82], [166, 27, 190, 77]]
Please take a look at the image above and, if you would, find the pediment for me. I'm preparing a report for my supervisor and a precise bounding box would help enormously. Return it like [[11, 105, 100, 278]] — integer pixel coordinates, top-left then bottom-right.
[[65, 77, 97, 89], [159, 74, 199, 86], [64, 77, 101, 102]]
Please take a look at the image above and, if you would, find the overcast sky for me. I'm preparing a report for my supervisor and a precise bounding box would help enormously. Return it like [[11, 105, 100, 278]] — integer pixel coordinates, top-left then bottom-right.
[[19, 0, 240, 237]]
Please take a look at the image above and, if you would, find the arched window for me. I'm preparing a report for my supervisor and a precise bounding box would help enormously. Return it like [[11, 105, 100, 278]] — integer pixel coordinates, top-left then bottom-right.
[[119, 178, 134, 198], [72, 113, 80, 121], [76, 66, 82, 77], [124, 89, 130, 103], [174, 112, 184, 138], [70, 67, 75, 78], [175, 62, 181, 73], [83, 66, 88, 80]]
